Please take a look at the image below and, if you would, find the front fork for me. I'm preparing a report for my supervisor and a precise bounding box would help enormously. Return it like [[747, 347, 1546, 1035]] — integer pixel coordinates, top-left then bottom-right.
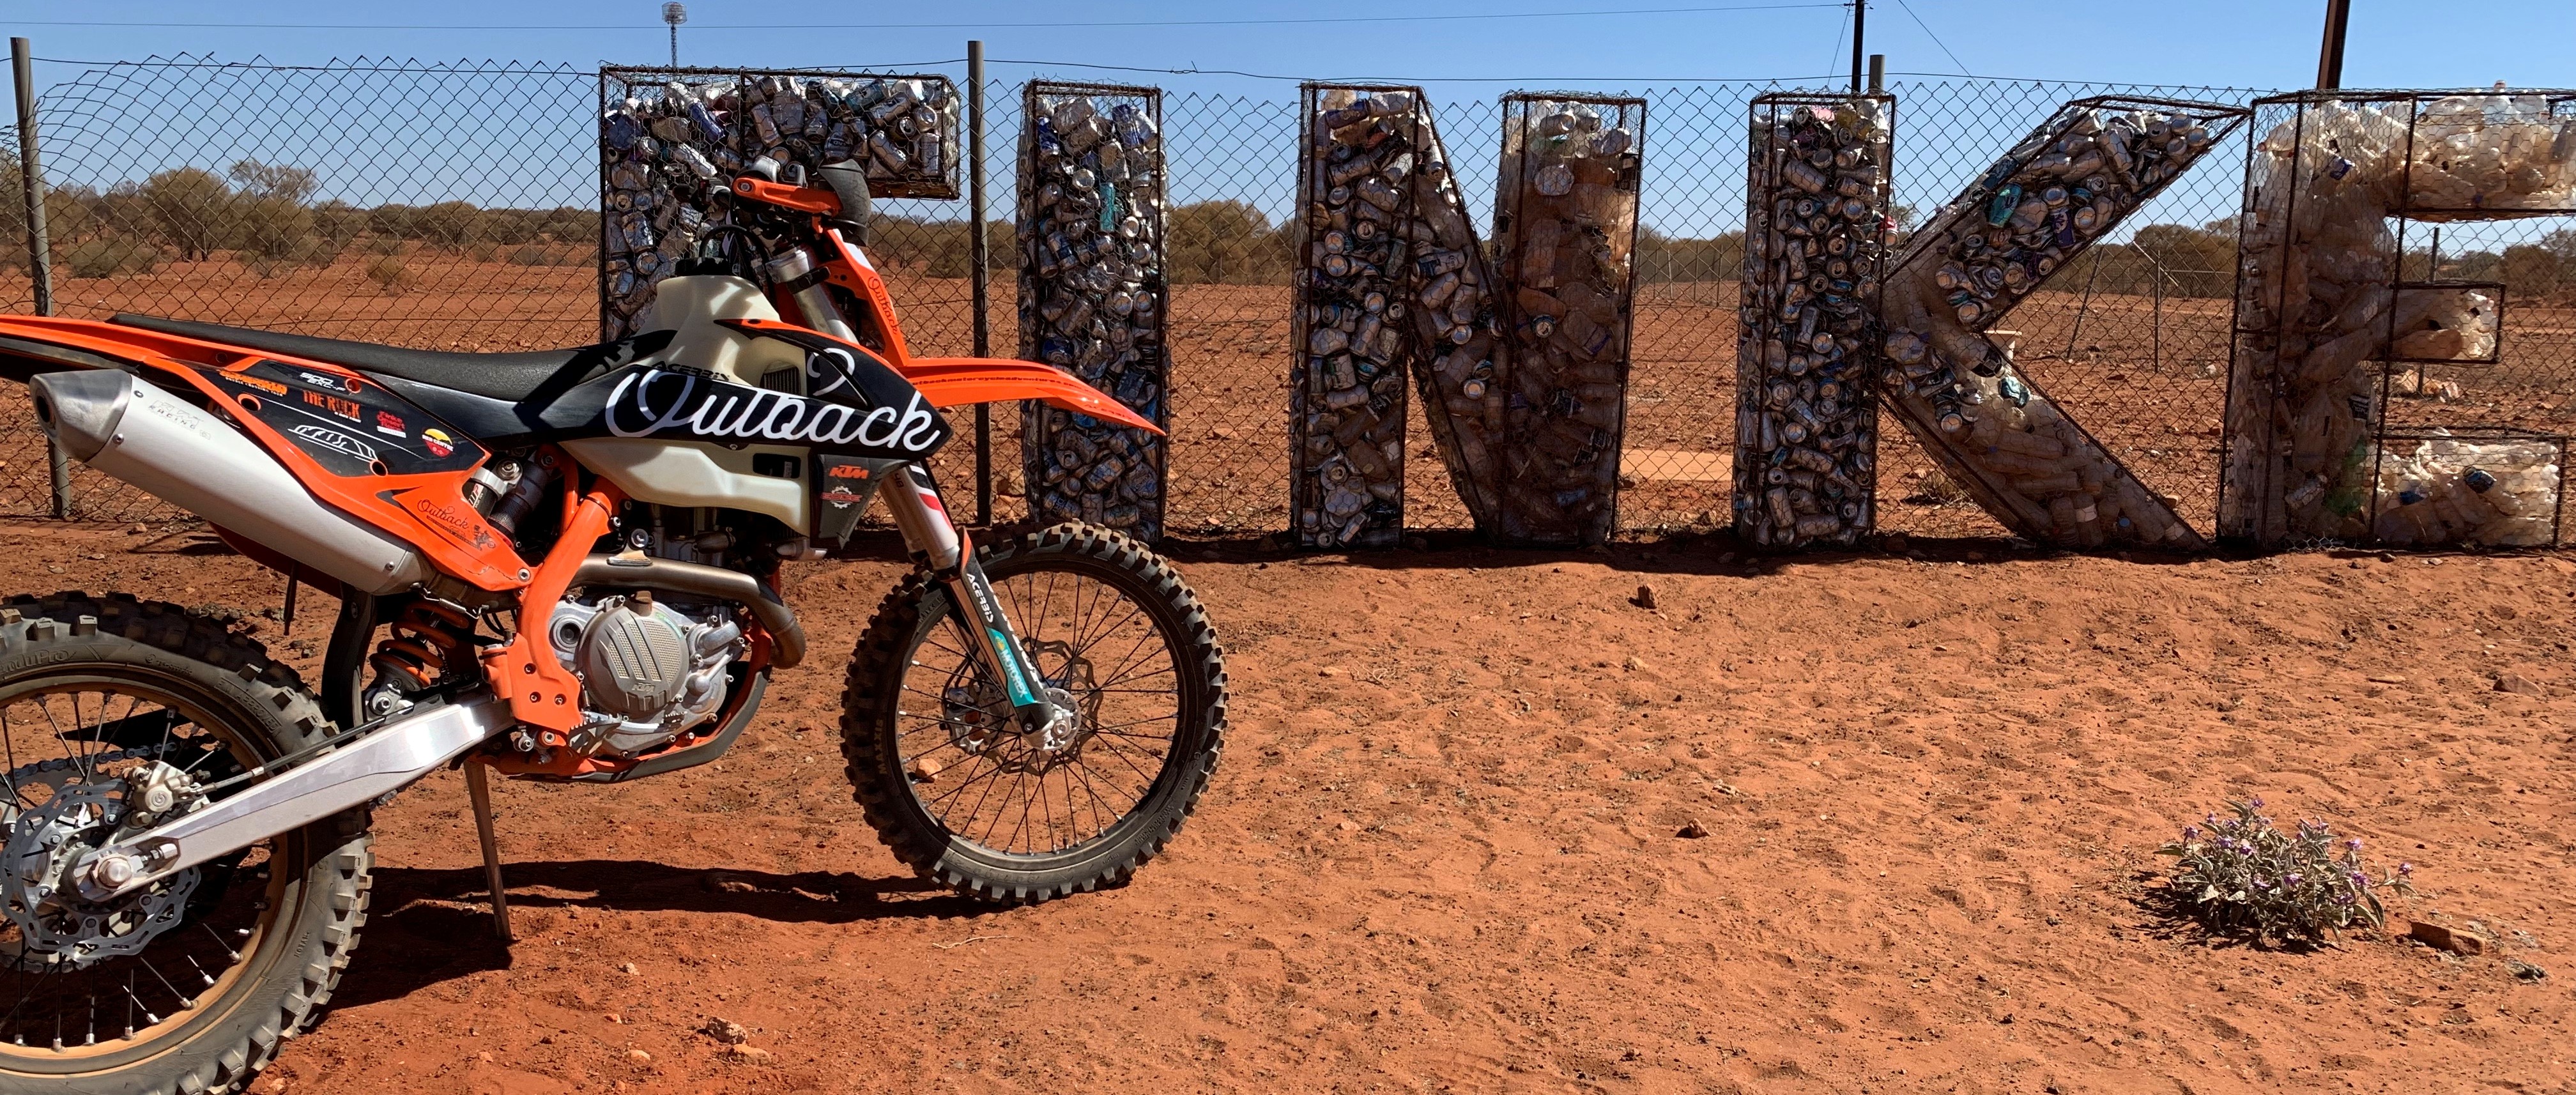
[[877, 464, 1073, 746]]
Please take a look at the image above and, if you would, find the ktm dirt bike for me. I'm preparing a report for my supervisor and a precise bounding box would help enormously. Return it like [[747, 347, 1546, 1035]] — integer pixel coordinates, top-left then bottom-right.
[[0, 159, 1223, 1093]]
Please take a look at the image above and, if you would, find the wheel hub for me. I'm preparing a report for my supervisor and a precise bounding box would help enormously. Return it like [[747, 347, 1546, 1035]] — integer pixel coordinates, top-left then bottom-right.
[[0, 757, 199, 970]]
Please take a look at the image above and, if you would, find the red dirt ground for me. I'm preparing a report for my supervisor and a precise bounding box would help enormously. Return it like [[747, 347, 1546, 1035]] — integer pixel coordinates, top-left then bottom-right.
[[0, 520, 2568, 1094]]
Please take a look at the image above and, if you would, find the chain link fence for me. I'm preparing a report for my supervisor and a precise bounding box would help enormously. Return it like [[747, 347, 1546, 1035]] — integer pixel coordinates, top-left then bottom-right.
[[6, 55, 2570, 543]]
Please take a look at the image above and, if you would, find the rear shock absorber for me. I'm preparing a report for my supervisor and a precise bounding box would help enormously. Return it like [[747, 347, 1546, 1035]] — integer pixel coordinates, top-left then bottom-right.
[[362, 601, 477, 719]]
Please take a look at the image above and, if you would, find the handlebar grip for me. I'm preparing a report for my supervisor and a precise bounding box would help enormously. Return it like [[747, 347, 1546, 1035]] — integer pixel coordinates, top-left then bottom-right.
[[816, 160, 873, 245]]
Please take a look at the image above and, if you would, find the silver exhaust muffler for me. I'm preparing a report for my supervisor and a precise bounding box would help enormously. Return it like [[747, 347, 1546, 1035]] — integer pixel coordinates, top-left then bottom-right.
[[30, 369, 427, 594]]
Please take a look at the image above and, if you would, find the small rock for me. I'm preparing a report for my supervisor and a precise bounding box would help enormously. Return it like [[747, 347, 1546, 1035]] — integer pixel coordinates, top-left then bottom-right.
[[701, 1017, 750, 1045], [130, 523, 148, 534], [2409, 921, 2485, 955], [627, 1049, 654, 1064], [2366, 675, 2408, 685], [1335, 819, 1360, 832], [2507, 960, 2547, 983], [1676, 821, 1708, 839], [1629, 584, 1657, 611], [725, 1044, 774, 1062], [2495, 672, 2542, 696], [701, 871, 757, 894], [906, 755, 942, 783], [1623, 656, 1646, 671], [619, 961, 638, 974], [1318, 666, 1346, 678], [2376, 551, 2396, 563]]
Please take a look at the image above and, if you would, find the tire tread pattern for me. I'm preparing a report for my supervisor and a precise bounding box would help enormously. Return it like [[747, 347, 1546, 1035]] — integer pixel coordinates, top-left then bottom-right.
[[0, 592, 371, 1095]]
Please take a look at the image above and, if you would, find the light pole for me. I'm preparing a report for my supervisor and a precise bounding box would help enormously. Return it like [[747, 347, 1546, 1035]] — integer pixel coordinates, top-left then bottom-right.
[[663, 2, 686, 68]]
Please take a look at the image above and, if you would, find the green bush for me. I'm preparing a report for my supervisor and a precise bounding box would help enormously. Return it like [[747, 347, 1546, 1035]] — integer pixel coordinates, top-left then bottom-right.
[[64, 237, 161, 279], [365, 254, 413, 294]]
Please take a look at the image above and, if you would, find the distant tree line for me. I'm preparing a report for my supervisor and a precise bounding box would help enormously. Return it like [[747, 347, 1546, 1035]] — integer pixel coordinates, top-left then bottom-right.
[[4, 160, 2571, 303]]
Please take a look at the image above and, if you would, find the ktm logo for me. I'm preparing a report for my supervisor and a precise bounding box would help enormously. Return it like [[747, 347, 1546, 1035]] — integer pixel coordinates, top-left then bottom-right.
[[827, 464, 872, 480]]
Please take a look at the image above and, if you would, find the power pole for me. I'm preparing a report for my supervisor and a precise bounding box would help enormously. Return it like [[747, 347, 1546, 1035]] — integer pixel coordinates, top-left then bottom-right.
[[1850, 0, 1867, 93], [2315, 0, 2349, 89]]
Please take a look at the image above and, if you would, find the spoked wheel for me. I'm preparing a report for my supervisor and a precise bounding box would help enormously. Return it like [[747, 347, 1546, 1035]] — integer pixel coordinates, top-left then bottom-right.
[[0, 594, 369, 1095], [842, 523, 1226, 903]]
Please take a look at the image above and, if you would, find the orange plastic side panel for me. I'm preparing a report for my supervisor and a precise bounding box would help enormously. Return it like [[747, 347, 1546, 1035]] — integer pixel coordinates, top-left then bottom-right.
[[816, 231, 915, 364], [480, 486, 618, 733], [0, 317, 530, 592]]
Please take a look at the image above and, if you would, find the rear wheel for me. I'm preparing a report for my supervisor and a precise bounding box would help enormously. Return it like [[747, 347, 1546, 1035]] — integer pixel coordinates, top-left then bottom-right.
[[841, 523, 1226, 903], [0, 593, 369, 1095]]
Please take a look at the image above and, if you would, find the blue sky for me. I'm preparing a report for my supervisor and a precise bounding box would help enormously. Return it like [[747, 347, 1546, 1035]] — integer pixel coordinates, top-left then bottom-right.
[[12, 2, 2573, 241], [14, 1, 2574, 93]]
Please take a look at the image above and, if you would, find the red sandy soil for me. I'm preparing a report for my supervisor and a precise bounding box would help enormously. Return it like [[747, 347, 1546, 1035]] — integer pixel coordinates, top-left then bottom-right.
[[0, 519, 2568, 1094]]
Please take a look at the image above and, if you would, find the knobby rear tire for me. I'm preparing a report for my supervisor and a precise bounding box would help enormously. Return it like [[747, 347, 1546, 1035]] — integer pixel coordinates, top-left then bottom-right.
[[839, 523, 1227, 904], [0, 593, 371, 1095]]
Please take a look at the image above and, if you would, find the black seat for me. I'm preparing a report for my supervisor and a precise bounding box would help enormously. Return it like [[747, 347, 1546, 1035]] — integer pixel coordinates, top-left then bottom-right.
[[109, 314, 667, 402]]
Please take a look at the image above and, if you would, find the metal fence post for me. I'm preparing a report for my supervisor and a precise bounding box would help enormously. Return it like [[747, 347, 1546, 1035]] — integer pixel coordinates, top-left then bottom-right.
[[967, 40, 993, 526], [12, 37, 67, 520]]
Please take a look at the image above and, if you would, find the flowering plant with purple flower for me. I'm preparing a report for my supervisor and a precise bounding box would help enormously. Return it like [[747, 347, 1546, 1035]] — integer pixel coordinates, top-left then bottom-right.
[[2156, 798, 2412, 944]]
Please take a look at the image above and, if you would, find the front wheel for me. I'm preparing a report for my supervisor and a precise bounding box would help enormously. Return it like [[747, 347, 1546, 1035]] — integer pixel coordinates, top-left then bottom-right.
[[841, 523, 1226, 903]]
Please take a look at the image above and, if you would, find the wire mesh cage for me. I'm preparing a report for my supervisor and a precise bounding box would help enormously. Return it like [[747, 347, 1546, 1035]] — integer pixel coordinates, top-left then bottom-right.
[[597, 67, 962, 338], [1289, 83, 1430, 549], [1491, 93, 1645, 548], [1016, 80, 1169, 541], [2221, 88, 2576, 547], [1733, 91, 1887, 551], [2361, 424, 2565, 547], [1882, 95, 2248, 548]]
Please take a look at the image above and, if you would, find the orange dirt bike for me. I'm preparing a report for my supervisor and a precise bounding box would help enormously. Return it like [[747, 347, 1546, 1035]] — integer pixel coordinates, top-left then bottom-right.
[[0, 159, 1223, 1092]]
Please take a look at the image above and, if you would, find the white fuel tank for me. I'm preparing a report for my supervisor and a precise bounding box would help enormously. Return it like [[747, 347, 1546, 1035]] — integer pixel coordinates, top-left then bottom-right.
[[569, 275, 815, 528]]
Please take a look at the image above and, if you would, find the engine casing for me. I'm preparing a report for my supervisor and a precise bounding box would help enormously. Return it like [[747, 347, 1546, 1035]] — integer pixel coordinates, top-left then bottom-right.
[[548, 593, 744, 757]]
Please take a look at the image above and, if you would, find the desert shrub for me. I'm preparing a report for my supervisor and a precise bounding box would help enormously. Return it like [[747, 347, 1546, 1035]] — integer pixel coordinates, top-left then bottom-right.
[[2158, 798, 2412, 945], [1905, 468, 1971, 506], [468, 241, 500, 263], [364, 237, 409, 256], [365, 254, 413, 295], [136, 167, 231, 259], [411, 201, 484, 249], [65, 236, 161, 278]]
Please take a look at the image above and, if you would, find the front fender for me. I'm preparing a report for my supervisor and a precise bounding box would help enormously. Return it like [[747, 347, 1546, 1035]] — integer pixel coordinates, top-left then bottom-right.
[[719, 318, 1163, 436]]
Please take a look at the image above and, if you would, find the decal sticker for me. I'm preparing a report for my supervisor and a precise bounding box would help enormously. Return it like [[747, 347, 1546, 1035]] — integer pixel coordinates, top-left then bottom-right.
[[602, 367, 945, 452], [302, 388, 362, 422], [218, 371, 289, 396], [375, 410, 407, 438], [420, 428, 456, 458], [289, 424, 377, 463], [407, 493, 497, 551], [298, 370, 361, 393]]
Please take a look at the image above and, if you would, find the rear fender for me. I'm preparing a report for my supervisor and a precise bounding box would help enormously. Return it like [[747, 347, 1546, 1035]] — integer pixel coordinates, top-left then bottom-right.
[[719, 318, 1162, 436], [0, 316, 530, 592]]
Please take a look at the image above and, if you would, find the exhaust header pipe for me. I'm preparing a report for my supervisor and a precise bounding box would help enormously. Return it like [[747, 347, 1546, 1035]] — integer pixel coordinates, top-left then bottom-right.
[[30, 370, 426, 595]]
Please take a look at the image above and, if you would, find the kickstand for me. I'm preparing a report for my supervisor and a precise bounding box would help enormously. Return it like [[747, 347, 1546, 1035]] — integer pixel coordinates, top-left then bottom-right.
[[463, 761, 514, 943]]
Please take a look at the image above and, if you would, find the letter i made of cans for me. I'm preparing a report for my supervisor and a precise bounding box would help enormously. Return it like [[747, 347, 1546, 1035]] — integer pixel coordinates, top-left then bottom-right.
[[1018, 82, 1170, 540], [1733, 93, 1889, 550], [1496, 93, 1645, 548], [600, 68, 962, 339], [1876, 96, 2242, 549], [1294, 84, 1435, 549]]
